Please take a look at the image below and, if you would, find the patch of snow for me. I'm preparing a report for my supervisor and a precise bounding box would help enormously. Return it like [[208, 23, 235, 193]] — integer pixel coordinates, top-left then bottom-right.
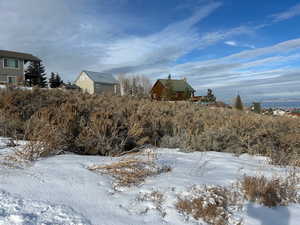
[[0, 139, 299, 225], [243, 203, 300, 225], [0, 190, 91, 225], [0, 85, 33, 91], [273, 109, 286, 116]]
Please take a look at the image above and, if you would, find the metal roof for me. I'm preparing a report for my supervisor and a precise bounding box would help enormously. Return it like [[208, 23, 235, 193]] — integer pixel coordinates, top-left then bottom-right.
[[0, 50, 41, 62], [158, 79, 195, 92], [82, 70, 118, 84]]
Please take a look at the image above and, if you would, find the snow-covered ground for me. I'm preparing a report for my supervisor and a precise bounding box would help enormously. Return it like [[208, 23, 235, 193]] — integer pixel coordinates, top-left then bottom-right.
[[0, 137, 299, 225], [0, 85, 33, 90]]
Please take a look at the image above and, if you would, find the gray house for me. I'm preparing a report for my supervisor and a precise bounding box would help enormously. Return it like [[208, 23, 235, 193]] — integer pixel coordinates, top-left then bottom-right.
[[0, 50, 41, 85], [74, 70, 119, 94]]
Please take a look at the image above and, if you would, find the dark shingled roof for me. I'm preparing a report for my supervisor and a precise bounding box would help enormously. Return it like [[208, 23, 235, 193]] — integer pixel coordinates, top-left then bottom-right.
[[158, 79, 195, 92], [0, 50, 41, 62]]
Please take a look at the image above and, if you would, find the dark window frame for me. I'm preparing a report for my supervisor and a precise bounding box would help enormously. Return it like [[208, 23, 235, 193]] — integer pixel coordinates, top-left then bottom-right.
[[3, 58, 19, 69]]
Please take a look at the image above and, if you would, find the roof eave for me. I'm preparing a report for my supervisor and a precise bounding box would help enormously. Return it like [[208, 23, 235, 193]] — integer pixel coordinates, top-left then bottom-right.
[[95, 81, 119, 85], [0, 50, 41, 62]]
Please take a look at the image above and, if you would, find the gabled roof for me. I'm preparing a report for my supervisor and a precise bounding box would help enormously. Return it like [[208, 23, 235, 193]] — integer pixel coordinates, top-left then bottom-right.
[[0, 50, 41, 62], [79, 70, 118, 84], [158, 79, 195, 92]]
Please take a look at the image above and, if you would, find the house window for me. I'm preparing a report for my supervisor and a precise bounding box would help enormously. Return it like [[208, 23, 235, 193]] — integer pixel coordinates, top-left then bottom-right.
[[7, 76, 16, 84], [4, 58, 19, 69]]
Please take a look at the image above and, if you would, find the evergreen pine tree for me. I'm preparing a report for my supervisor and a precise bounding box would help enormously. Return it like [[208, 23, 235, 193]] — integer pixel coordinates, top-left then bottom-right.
[[49, 72, 63, 88], [49, 72, 56, 88], [39, 68, 48, 88], [252, 102, 261, 114], [25, 62, 47, 87], [56, 74, 63, 86], [234, 94, 244, 110]]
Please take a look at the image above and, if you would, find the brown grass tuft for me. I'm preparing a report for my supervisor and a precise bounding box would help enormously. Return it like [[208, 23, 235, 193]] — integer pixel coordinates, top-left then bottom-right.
[[176, 185, 243, 225], [241, 173, 300, 207], [88, 152, 171, 187]]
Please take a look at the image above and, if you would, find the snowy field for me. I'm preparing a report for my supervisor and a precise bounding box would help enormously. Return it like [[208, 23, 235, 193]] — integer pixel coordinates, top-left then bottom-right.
[[0, 137, 300, 225]]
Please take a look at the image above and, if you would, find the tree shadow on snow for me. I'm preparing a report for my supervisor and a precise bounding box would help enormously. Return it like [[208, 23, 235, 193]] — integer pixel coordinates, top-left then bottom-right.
[[246, 203, 290, 225]]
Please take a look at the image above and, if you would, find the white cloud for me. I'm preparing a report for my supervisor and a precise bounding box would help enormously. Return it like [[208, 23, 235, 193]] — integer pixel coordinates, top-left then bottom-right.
[[99, 2, 223, 72], [170, 38, 300, 76], [167, 38, 300, 101], [224, 41, 237, 46], [93, 3, 254, 75], [224, 41, 256, 49], [0, 0, 126, 77], [1, 0, 299, 101], [0, 0, 230, 80], [226, 38, 300, 60], [243, 44, 255, 49], [0, 0, 254, 84], [272, 3, 300, 22]]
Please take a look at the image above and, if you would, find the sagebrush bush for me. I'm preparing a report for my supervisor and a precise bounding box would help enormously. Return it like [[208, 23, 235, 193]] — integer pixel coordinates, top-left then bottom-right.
[[176, 185, 243, 225], [1, 88, 300, 165], [241, 174, 300, 207]]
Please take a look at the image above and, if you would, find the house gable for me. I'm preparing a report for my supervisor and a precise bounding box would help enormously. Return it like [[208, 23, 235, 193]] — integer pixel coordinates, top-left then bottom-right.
[[150, 80, 165, 96], [74, 71, 95, 94]]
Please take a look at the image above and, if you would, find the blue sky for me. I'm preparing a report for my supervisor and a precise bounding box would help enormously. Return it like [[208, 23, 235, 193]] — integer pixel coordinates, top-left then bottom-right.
[[1, 0, 300, 102]]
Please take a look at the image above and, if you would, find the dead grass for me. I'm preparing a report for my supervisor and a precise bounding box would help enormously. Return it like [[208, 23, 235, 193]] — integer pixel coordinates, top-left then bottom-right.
[[176, 185, 243, 225], [137, 191, 166, 217], [88, 152, 171, 188], [176, 172, 300, 223], [241, 173, 300, 207]]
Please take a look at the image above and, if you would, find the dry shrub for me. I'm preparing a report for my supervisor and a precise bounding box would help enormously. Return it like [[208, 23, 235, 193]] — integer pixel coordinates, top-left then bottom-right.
[[1, 88, 300, 165], [88, 153, 171, 187], [176, 185, 243, 225], [137, 191, 166, 217], [176, 173, 300, 224], [8, 140, 63, 162], [241, 173, 300, 207], [0, 88, 66, 138]]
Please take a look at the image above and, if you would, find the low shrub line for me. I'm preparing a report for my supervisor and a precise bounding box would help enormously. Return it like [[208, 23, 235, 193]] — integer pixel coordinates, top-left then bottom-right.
[[1, 88, 300, 166]]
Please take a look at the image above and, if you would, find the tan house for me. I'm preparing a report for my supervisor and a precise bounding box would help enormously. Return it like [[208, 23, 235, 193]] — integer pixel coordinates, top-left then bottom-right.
[[74, 70, 119, 94], [0, 50, 41, 85]]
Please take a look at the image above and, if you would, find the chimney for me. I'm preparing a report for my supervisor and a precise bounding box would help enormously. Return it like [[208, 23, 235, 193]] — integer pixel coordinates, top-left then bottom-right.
[[183, 77, 187, 82]]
